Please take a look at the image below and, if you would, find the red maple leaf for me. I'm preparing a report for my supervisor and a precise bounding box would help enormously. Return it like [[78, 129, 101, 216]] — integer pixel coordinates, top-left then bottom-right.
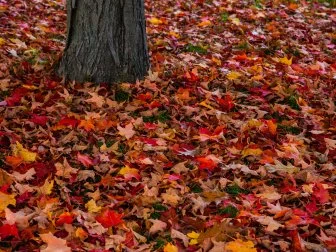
[[6, 87, 29, 106], [56, 212, 74, 226], [196, 156, 217, 171], [77, 153, 94, 167], [313, 183, 330, 204], [0, 224, 19, 239], [217, 95, 235, 112], [30, 114, 48, 126], [95, 209, 123, 228], [58, 116, 79, 128]]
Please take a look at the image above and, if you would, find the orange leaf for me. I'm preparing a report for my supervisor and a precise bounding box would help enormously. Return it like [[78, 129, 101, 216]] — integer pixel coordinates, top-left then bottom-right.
[[5, 156, 23, 167], [96, 209, 123, 228], [78, 119, 95, 132], [56, 212, 74, 226]]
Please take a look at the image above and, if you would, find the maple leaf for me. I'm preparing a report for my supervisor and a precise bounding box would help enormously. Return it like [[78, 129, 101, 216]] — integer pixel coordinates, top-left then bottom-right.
[[313, 183, 330, 203], [56, 212, 74, 226], [226, 71, 241, 80], [325, 138, 336, 150], [187, 231, 200, 245], [0, 224, 19, 239], [30, 114, 48, 126], [198, 19, 212, 27], [254, 215, 284, 232], [5, 155, 23, 167], [196, 156, 217, 171], [78, 119, 95, 132], [40, 232, 71, 252], [86, 91, 105, 108], [12, 141, 37, 162], [57, 116, 79, 128], [118, 165, 141, 180], [225, 239, 257, 252], [241, 147, 263, 158], [0, 192, 16, 212], [276, 56, 293, 66], [117, 123, 136, 139], [40, 179, 54, 195], [149, 17, 163, 25], [77, 152, 94, 167], [55, 158, 78, 178], [85, 199, 102, 213], [163, 243, 178, 252], [149, 219, 167, 234], [12, 168, 36, 182], [96, 209, 123, 228]]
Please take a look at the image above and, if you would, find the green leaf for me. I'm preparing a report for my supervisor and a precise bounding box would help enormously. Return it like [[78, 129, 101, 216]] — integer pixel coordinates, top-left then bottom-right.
[[185, 44, 208, 54], [115, 90, 130, 102], [225, 184, 249, 196], [218, 205, 239, 217], [153, 203, 168, 211], [221, 12, 229, 22]]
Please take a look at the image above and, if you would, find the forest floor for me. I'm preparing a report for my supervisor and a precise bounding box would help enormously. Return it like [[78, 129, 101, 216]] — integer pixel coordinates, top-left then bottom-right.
[[0, 0, 335, 251]]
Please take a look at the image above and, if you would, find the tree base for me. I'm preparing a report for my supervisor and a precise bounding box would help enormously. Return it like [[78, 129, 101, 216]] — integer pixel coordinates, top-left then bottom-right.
[[58, 0, 149, 84]]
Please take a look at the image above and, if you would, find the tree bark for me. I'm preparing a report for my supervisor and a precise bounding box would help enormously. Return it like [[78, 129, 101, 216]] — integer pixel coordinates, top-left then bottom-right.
[[57, 0, 149, 83]]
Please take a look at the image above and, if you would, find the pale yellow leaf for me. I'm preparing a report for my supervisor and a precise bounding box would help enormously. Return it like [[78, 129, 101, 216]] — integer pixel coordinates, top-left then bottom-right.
[[241, 148, 263, 158], [226, 71, 241, 80], [85, 199, 102, 213], [40, 179, 54, 195]]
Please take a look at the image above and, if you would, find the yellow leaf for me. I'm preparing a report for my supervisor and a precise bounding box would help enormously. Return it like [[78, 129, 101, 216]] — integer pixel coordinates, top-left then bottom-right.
[[187, 231, 200, 245], [169, 31, 180, 38], [163, 243, 178, 252], [187, 231, 200, 239], [0, 192, 16, 212], [199, 100, 214, 110], [225, 239, 257, 252], [198, 20, 212, 27], [241, 148, 263, 158], [275, 56, 292, 66], [12, 142, 37, 162], [75, 227, 88, 240], [251, 74, 263, 81], [0, 37, 5, 46], [85, 199, 102, 213], [119, 165, 138, 175], [226, 71, 241, 80], [230, 17, 241, 25], [40, 179, 54, 195], [149, 17, 163, 25], [212, 57, 222, 66]]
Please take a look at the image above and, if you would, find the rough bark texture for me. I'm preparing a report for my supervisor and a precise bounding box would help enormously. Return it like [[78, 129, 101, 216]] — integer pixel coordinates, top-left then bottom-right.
[[57, 0, 149, 83]]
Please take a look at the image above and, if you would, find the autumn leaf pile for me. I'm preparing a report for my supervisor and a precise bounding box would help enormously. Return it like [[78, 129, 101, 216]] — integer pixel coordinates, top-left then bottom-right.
[[0, 0, 335, 251]]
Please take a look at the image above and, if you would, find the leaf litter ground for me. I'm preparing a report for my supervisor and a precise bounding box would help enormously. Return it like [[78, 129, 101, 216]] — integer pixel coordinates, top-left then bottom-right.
[[0, 0, 335, 251]]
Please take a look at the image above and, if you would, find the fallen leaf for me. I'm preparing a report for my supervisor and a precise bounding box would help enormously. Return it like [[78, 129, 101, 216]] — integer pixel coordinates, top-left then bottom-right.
[[117, 123, 136, 139], [225, 239, 257, 252], [0, 192, 16, 212], [96, 209, 123, 228], [40, 232, 71, 252], [12, 141, 37, 162]]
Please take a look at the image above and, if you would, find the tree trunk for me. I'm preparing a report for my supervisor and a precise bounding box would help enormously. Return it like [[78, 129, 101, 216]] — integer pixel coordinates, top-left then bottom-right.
[[57, 0, 149, 83]]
